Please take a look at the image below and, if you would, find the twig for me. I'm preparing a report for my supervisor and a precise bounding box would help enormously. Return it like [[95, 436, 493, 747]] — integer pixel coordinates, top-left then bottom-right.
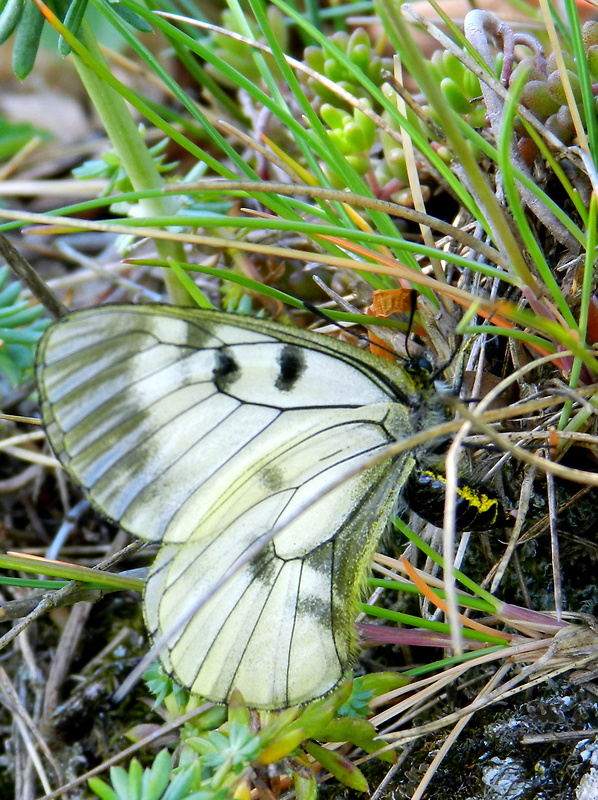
[[0, 233, 68, 319]]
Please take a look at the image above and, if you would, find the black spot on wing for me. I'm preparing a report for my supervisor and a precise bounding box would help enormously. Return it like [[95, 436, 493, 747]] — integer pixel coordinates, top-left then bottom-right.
[[275, 345, 305, 392], [213, 348, 240, 391], [260, 465, 284, 492]]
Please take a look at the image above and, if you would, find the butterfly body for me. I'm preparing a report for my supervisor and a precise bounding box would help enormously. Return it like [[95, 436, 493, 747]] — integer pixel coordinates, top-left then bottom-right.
[[37, 305, 446, 709]]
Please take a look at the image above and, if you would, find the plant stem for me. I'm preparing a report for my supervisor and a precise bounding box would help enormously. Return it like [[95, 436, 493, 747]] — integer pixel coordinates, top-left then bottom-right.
[[72, 24, 191, 305]]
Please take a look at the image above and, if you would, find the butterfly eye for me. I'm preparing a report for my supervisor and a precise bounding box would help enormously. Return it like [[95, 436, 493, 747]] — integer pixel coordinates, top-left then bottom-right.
[[410, 356, 434, 374]]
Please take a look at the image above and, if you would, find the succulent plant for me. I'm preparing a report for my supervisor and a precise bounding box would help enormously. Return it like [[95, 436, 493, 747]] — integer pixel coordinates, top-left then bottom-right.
[[0, 266, 48, 388], [203, 6, 287, 90], [430, 49, 487, 127], [302, 28, 392, 110], [507, 21, 598, 147]]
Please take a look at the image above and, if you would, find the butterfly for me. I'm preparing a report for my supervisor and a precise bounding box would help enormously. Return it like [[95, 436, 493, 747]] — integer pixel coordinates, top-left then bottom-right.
[[36, 303, 458, 710]]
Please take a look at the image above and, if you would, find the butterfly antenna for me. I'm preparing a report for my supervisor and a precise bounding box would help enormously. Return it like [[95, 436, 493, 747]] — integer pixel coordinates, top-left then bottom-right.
[[431, 353, 458, 383], [403, 291, 460, 384]]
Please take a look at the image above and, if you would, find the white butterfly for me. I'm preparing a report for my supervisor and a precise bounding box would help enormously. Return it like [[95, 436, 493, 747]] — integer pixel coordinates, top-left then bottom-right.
[[36, 304, 447, 709]]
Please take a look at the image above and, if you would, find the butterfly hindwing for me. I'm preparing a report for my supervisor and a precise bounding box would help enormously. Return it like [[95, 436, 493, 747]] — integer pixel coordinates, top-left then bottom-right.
[[36, 304, 427, 708], [142, 404, 416, 707]]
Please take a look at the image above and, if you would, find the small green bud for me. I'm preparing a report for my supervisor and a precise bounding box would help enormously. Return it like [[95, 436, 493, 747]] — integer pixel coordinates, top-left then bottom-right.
[[329, 30, 349, 52], [324, 57, 346, 83], [432, 143, 452, 163], [546, 50, 576, 74], [328, 128, 351, 154], [350, 42, 372, 73], [384, 146, 409, 183], [583, 20, 598, 50], [547, 69, 581, 104], [441, 51, 463, 82], [344, 121, 368, 152], [320, 103, 347, 129], [345, 154, 371, 176], [347, 27, 370, 52], [304, 46, 324, 71], [556, 104, 574, 133], [462, 67, 481, 99], [510, 56, 545, 85], [545, 111, 574, 143], [588, 44, 598, 81], [441, 77, 472, 114], [520, 80, 560, 119], [353, 108, 375, 144]]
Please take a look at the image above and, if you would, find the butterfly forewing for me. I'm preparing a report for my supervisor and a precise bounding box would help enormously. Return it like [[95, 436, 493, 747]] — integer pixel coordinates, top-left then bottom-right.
[[37, 305, 425, 708]]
